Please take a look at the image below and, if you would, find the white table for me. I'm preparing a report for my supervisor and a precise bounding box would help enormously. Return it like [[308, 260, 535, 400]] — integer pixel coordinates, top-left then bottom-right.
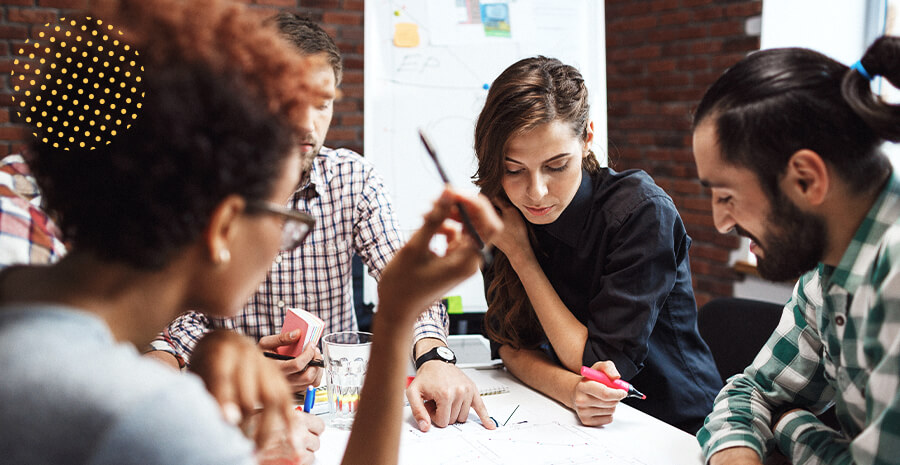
[[313, 367, 704, 465]]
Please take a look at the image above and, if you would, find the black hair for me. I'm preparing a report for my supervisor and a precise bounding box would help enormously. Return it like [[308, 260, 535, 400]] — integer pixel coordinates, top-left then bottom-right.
[[29, 65, 293, 270], [694, 36, 900, 199], [21, 0, 313, 271], [267, 12, 343, 86]]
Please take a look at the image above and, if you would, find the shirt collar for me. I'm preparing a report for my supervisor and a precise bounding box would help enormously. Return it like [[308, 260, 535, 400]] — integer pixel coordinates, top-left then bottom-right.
[[299, 146, 335, 197], [536, 168, 593, 247], [827, 171, 900, 293]]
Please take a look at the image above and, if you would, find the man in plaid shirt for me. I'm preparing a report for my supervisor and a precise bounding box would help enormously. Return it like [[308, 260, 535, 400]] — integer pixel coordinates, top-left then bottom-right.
[[690, 39, 900, 464], [0, 154, 66, 268], [147, 14, 493, 432]]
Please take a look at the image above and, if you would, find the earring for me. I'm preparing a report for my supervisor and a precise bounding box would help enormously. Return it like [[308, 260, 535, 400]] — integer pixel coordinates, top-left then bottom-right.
[[216, 249, 231, 265]]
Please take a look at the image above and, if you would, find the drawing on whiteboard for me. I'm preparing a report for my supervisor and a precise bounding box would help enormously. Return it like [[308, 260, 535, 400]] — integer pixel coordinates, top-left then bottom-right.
[[365, 0, 606, 312]]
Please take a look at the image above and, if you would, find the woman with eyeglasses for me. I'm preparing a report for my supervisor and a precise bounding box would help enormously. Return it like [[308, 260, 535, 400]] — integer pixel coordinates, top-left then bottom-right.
[[0, 1, 502, 464]]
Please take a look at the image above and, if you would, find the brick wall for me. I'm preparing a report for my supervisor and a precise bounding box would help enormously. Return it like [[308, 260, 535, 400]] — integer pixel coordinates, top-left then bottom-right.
[[0, 0, 364, 155], [1, 0, 759, 305], [605, 0, 762, 307]]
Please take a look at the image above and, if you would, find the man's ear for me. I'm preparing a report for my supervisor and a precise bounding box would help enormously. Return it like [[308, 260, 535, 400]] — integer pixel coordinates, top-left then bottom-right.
[[781, 149, 829, 207], [203, 195, 246, 265]]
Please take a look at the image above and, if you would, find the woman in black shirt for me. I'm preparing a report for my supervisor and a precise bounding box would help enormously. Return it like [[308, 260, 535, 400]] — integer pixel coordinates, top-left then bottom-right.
[[476, 56, 721, 433]]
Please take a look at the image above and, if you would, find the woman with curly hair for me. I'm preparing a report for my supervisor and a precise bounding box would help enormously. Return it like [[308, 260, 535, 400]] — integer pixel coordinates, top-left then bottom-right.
[[476, 56, 721, 434], [0, 1, 502, 464]]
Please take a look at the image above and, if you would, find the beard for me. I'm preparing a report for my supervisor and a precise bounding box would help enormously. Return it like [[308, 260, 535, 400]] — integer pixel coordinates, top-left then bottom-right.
[[748, 192, 827, 282]]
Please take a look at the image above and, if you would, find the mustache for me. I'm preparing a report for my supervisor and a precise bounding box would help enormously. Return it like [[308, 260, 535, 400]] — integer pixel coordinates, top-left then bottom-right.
[[733, 225, 761, 246]]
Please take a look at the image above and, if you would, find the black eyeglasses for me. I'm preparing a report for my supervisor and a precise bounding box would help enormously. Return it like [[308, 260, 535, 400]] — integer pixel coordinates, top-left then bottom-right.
[[247, 201, 316, 251]]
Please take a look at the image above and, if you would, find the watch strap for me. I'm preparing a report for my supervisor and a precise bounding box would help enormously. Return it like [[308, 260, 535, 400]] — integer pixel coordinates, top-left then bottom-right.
[[414, 346, 457, 370]]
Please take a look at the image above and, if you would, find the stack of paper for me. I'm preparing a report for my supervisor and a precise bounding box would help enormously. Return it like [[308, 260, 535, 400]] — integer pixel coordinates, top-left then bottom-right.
[[276, 307, 325, 357]]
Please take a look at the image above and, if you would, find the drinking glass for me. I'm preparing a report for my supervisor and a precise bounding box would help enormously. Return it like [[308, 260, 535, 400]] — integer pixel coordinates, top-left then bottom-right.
[[322, 331, 373, 430]]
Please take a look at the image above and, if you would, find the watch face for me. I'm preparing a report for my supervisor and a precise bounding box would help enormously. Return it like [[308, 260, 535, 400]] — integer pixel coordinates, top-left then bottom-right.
[[436, 346, 454, 361]]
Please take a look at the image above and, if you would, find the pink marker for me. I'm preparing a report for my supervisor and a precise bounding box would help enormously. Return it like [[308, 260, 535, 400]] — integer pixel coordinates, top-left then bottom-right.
[[581, 366, 647, 400]]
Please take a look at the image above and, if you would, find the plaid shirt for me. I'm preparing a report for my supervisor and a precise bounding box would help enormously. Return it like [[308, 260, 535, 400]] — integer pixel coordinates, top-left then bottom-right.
[[698, 173, 900, 465], [153, 147, 448, 366], [0, 155, 66, 268]]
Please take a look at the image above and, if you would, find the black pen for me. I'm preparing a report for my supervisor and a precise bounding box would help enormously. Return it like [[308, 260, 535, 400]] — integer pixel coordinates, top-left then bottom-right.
[[263, 352, 325, 368], [418, 129, 493, 266]]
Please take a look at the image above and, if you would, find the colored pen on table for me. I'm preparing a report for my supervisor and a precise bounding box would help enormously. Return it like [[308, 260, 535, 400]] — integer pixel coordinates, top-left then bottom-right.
[[580, 366, 646, 400], [418, 128, 493, 266], [302, 385, 316, 413], [263, 352, 325, 368]]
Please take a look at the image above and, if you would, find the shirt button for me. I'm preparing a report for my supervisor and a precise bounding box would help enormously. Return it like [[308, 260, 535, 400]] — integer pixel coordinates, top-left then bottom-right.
[[275, 255, 282, 264], [277, 300, 285, 308], [835, 315, 845, 326]]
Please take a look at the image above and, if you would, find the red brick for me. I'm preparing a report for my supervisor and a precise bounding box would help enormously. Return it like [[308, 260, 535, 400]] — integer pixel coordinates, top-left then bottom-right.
[[344, 0, 364, 11], [658, 11, 693, 26], [253, 0, 295, 6], [723, 36, 760, 53], [0, 125, 30, 141], [650, 0, 680, 12], [710, 21, 744, 37], [322, 11, 361, 26], [691, 244, 730, 263], [2, 0, 37, 5], [37, 0, 88, 8], [0, 109, 9, 124], [694, 6, 725, 21], [609, 16, 658, 32], [0, 25, 29, 40], [333, 99, 358, 112], [8, 7, 58, 24], [683, 0, 714, 7], [0, 144, 9, 157], [301, 0, 340, 8], [725, 3, 762, 16], [340, 113, 363, 126], [648, 59, 677, 72], [690, 40, 723, 54]]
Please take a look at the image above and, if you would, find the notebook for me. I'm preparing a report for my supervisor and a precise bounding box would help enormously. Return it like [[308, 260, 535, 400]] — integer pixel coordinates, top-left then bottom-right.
[[276, 307, 325, 357], [461, 368, 510, 396]]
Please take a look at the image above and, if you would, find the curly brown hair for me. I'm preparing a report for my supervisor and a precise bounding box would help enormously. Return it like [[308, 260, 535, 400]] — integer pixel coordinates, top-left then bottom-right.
[[26, 0, 316, 269]]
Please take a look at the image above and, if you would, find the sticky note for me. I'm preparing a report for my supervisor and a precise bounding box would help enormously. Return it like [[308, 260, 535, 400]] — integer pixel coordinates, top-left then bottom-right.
[[445, 295, 463, 314], [393, 22, 420, 48]]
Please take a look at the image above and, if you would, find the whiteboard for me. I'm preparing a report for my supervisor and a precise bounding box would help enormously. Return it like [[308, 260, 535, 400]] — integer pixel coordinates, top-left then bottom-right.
[[363, 0, 607, 313]]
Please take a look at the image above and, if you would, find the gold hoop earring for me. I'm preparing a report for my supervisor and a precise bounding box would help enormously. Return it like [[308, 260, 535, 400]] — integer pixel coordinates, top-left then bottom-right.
[[216, 249, 231, 265]]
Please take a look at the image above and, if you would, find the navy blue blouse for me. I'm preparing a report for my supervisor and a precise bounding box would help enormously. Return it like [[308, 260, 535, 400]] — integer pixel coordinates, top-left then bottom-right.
[[488, 167, 722, 433]]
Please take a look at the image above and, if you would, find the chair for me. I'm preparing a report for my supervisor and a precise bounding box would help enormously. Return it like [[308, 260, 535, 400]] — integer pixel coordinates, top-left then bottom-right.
[[698, 297, 784, 384], [698, 297, 841, 438]]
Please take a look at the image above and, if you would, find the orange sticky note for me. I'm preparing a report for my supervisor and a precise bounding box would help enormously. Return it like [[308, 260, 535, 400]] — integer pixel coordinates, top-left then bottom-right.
[[393, 22, 420, 48]]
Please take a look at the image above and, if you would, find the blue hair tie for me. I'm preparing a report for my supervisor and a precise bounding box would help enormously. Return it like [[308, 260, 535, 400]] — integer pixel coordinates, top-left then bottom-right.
[[851, 60, 873, 81]]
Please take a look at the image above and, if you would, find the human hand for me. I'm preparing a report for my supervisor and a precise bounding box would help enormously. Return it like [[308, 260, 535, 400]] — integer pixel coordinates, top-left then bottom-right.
[[258, 331, 324, 393], [378, 188, 502, 322], [709, 446, 763, 465], [407, 360, 496, 432], [189, 330, 297, 450], [572, 360, 627, 426], [489, 198, 533, 263], [255, 411, 324, 465]]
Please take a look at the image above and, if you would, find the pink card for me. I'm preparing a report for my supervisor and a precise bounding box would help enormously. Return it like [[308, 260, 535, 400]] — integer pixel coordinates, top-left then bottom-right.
[[275, 307, 325, 357]]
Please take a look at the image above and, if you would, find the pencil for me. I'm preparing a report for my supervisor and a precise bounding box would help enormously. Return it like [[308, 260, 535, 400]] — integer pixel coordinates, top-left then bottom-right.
[[418, 128, 493, 266]]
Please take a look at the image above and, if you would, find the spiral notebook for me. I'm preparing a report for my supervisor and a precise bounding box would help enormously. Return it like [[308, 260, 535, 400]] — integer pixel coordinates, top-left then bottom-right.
[[461, 368, 510, 396]]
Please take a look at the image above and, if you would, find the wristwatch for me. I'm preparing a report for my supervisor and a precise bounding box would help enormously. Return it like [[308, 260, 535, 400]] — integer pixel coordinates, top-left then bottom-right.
[[415, 346, 457, 370]]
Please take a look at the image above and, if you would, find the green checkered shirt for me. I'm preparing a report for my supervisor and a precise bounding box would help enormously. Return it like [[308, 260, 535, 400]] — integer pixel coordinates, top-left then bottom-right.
[[698, 173, 900, 465]]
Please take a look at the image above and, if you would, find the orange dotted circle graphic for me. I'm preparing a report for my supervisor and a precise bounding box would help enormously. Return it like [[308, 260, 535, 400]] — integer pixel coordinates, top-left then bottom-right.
[[9, 16, 144, 151]]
